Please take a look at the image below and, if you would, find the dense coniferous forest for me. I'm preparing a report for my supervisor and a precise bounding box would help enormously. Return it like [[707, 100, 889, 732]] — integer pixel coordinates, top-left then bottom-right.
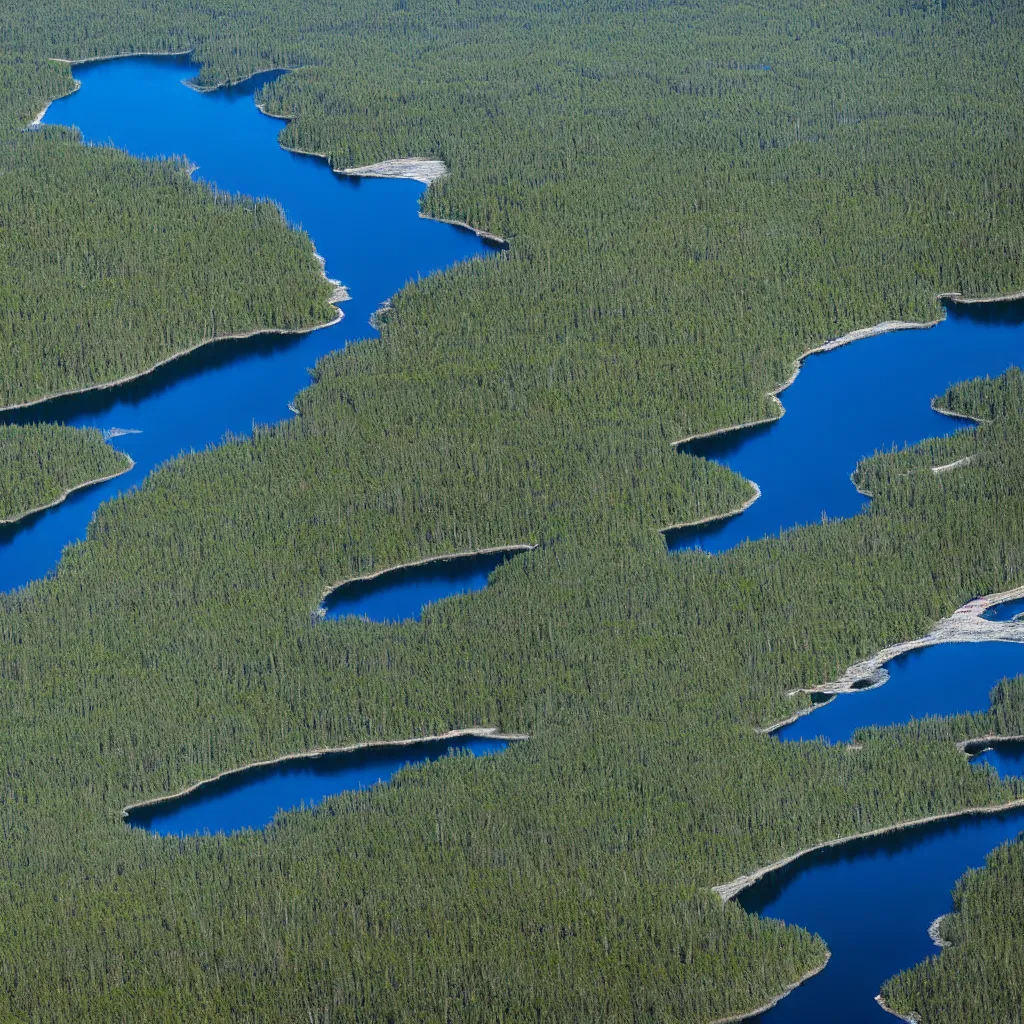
[[0, 128, 335, 409], [0, 0, 1022, 1019], [881, 835, 1024, 1021], [0, 423, 130, 521]]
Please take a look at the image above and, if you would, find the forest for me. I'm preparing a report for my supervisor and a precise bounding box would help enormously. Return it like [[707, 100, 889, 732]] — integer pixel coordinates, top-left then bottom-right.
[[881, 831, 1024, 1021], [0, 423, 130, 522], [0, 0, 1022, 1019], [0, 128, 335, 410]]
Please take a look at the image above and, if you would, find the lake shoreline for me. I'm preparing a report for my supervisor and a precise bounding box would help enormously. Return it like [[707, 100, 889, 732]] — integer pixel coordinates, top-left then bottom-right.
[[0, 455, 134, 525], [707, 956, 831, 1024], [712, 797, 1024, 903], [319, 544, 537, 604], [122, 726, 530, 817], [671, 288, 1024, 451], [252, 101, 509, 245], [757, 584, 1024, 732], [661, 483, 761, 540], [0, 306, 342, 416]]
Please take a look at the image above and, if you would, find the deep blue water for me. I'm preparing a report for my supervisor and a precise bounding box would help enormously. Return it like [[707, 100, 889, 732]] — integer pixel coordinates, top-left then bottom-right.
[[667, 301, 1024, 554], [776, 641, 1024, 745], [127, 736, 510, 836], [981, 596, 1024, 622], [1, 54, 497, 607], [971, 739, 1024, 779], [322, 549, 524, 623], [741, 807, 1024, 1022]]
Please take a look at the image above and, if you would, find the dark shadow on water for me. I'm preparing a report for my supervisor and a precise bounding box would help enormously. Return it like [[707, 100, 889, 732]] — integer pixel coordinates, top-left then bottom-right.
[[322, 548, 528, 624], [126, 735, 515, 836], [0, 326, 311, 429]]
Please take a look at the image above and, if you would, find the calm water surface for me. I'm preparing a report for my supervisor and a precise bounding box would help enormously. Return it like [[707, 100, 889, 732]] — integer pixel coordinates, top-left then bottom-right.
[[741, 807, 1024, 1022], [127, 736, 510, 836], [323, 550, 523, 623], [1, 54, 497, 611], [981, 596, 1024, 622], [667, 300, 1024, 554], [777, 641, 1024, 745]]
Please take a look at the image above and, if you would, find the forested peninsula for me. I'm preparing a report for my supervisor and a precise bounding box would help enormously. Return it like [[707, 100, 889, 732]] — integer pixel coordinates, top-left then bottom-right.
[[0, 0, 1023, 1020], [0, 125, 336, 411], [0, 423, 131, 522]]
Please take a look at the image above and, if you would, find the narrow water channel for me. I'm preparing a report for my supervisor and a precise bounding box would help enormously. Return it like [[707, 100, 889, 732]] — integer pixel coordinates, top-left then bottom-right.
[[1, 54, 500, 611], [127, 735, 512, 836]]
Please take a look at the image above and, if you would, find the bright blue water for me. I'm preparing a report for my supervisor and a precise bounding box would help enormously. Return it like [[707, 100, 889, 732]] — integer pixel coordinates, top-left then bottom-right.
[[666, 300, 1024, 554], [971, 739, 1024, 779], [776, 641, 1024, 745], [1, 54, 497, 602], [127, 736, 510, 836], [981, 596, 1024, 622], [741, 807, 1024, 1022], [322, 549, 524, 623]]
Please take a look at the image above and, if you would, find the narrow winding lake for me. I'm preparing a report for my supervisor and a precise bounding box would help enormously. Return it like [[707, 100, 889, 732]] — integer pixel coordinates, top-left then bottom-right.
[[666, 298, 1024, 554], [1, 54, 501, 615], [777, 640, 1024, 745], [127, 735, 511, 836]]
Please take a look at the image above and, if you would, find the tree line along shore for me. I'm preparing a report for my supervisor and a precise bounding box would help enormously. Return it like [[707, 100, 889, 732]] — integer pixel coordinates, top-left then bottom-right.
[[0, 423, 131, 522], [0, 0, 1023, 1019]]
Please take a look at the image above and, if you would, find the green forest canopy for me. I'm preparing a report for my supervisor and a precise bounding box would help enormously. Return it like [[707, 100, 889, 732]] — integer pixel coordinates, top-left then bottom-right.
[[0, 422, 130, 522], [0, 0, 1021, 1019]]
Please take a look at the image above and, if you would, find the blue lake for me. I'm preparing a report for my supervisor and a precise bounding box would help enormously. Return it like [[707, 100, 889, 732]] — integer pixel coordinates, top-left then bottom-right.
[[981, 596, 1024, 621], [10, 50, 1024, 1023], [970, 739, 1024, 780], [1, 54, 497, 611], [667, 300, 1024, 554], [127, 735, 511, 836], [740, 807, 1024, 1023], [776, 641, 1024, 745], [322, 549, 526, 623]]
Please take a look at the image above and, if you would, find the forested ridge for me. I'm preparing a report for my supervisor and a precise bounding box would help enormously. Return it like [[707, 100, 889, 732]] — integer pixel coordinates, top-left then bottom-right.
[[0, 0, 1022, 1019], [0, 423, 130, 521]]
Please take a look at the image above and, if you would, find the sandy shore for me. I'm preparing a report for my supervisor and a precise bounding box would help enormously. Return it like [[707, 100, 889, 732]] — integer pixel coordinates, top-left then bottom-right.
[[0, 455, 135, 525], [318, 544, 536, 604], [876, 993, 921, 1022], [927, 913, 951, 949], [343, 157, 447, 186], [756, 584, 1024, 733], [252, 100, 508, 245], [123, 726, 529, 816], [810, 584, 1024, 697]]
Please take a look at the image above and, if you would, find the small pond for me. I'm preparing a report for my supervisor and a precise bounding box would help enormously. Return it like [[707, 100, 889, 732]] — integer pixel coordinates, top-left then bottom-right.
[[127, 734, 512, 836]]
